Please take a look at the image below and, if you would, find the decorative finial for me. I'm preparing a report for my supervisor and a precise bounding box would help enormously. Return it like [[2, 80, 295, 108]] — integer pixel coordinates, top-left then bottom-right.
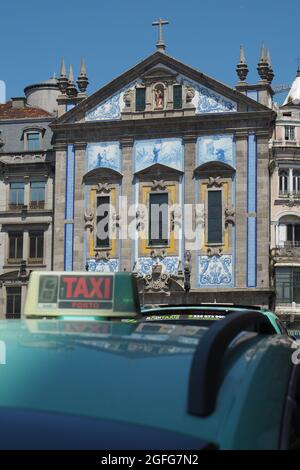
[[266, 48, 274, 84], [236, 45, 249, 82], [77, 57, 89, 94], [152, 18, 169, 53], [257, 43, 269, 82], [58, 58, 68, 94], [66, 64, 78, 97]]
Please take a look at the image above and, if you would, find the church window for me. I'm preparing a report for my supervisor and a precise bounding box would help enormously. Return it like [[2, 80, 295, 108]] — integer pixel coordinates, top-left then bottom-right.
[[96, 196, 110, 248], [135, 88, 146, 112], [148, 192, 168, 246], [207, 190, 223, 244], [173, 85, 182, 109], [30, 181, 45, 209]]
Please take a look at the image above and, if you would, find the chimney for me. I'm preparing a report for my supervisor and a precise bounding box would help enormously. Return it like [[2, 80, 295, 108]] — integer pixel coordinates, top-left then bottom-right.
[[11, 97, 26, 108]]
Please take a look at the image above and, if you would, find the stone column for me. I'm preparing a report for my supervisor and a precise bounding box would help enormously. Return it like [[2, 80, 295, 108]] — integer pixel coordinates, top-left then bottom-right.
[[120, 138, 134, 272], [289, 167, 293, 194], [73, 143, 87, 271], [53, 144, 67, 271], [183, 135, 197, 288], [235, 132, 248, 287], [23, 229, 29, 261], [256, 132, 270, 289]]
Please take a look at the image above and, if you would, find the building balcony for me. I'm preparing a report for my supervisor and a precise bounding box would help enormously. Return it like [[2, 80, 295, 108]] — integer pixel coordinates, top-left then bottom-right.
[[272, 243, 300, 260], [7, 258, 23, 265], [28, 257, 43, 265], [273, 139, 300, 148], [29, 201, 45, 210]]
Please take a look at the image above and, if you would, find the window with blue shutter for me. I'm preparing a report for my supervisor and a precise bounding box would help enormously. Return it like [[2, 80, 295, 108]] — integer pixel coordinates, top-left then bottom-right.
[[173, 85, 182, 109], [135, 88, 146, 112]]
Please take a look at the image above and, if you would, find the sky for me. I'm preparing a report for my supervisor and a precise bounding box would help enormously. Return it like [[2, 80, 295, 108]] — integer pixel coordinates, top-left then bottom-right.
[[0, 0, 299, 104]]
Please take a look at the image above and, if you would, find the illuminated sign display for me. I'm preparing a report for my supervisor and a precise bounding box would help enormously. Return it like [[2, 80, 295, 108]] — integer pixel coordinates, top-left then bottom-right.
[[24, 271, 140, 318], [38, 275, 113, 310]]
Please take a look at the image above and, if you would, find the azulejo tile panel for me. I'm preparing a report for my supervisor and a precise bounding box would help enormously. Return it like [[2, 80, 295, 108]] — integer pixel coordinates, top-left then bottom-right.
[[87, 142, 121, 172], [198, 255, 233, 287], [197, 135, 235, 167], [85, 80, 140, 121], [87, 258, 119, 273], [137, 256, 179, 275], [134, 138, 183, 173], [178, 75, 237, 113]]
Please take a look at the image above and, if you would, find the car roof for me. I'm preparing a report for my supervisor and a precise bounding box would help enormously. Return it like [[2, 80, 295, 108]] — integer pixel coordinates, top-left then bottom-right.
[[0, 314, 293, 449]]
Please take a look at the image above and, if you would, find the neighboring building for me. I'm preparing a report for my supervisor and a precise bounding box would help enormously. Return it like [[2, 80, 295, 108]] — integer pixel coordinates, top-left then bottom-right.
[[0, 79, 59, 317], [0, 80, 6, 104], [270, 68, 300, 318], [50, 37, 275, 307]]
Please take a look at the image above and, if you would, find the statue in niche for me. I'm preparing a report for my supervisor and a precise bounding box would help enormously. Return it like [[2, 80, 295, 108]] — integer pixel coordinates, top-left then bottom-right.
[[154, 85, 164, 109]]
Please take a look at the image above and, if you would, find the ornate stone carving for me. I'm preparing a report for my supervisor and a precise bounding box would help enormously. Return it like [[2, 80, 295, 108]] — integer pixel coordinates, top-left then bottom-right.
[[207, 176, 223, 187], [185, 86, 195, 104], [96, 182, 110, 194], [224, 206, 236, 226], [286, 198, 300, 208], [144, 264, 170, 293], [123, 89, 134, 108], [195, 205, 205, 227], [94, 251, 110, 261], [84, 209, 94, 231], [170, 206, 182, 231], [136, 208, 146, 232], [111, 213, 120, 232], [151, 179, 166, 191], [150, 249, 167, 259], [206, 247, 223, 257]]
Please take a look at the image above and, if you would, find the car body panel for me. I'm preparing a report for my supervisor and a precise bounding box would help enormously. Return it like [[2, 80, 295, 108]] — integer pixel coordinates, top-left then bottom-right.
[[0, 319, 295, 449]]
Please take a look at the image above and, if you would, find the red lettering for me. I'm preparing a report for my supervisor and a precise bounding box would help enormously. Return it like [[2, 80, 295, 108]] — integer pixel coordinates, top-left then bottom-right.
[[104, 277, 112, 299], [63, 277, 77, 298], [89, 277, 103, 299], [73, 278, 89, 299]]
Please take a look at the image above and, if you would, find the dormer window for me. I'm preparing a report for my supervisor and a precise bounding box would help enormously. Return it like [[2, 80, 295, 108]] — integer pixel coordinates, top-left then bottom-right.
[[173, 85, 182, 109], [135, 88, 146, 112], [26, 132, 40, 151]]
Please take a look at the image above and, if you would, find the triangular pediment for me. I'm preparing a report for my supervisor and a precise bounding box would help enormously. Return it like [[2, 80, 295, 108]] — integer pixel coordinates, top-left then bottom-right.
[[135, 162, 183, 179], [52, 51, 270, 126]]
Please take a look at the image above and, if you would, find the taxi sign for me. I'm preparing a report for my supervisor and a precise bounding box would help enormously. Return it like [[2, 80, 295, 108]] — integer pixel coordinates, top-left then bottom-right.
[[24, 271, 140, 318]]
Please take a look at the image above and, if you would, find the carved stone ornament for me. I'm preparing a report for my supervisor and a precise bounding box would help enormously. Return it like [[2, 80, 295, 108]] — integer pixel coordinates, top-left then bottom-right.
[[144, 266, 171, 293], [185, 86, 195, 104], [224, 206, 236, 226], [123, 89, 134, 108], [150, 249, 167, 259], [207, 176, 223, 188], [151, 179, 166, 191], [170, 206, 182, 230], [84, 209, 94, 231], [94, 251, 110, 261], [136, 208, 147, 232], [286, 198, 300, 208], [207, 247, 223, 257], [96, 182, 110, 194], [111, 213, 120, 233], [195, 205, 205, 227]]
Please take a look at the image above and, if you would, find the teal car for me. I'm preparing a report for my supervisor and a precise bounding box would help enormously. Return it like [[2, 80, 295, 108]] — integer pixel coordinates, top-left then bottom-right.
[[0, 311, 299, 450], [141, 304, 288, 335]]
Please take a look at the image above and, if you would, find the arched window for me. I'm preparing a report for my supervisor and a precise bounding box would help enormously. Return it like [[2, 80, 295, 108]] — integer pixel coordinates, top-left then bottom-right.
[[279, 169, 289, 195]]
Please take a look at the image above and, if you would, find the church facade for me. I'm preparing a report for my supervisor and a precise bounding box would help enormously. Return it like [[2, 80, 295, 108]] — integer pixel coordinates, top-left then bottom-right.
[[51, 45, 275, 307]]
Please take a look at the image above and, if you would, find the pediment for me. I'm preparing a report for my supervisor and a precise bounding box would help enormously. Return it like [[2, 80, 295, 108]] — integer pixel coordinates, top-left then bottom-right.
[[194, 161, 235, 178], [83, 167, 123, 183], [53, 51, 270, 126], [135, 162, 183, 179]]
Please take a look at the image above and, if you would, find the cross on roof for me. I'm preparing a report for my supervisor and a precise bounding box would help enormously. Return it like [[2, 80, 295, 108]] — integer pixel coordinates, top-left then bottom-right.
[[152, 18, 169, 52]]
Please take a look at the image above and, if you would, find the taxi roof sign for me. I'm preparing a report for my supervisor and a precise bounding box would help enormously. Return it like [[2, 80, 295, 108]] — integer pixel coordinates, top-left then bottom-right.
[[24, 271, 141, 318]]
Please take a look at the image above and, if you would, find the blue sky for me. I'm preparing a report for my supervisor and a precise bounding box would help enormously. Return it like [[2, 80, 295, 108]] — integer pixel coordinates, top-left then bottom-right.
[[1, 0, 299, 104]]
